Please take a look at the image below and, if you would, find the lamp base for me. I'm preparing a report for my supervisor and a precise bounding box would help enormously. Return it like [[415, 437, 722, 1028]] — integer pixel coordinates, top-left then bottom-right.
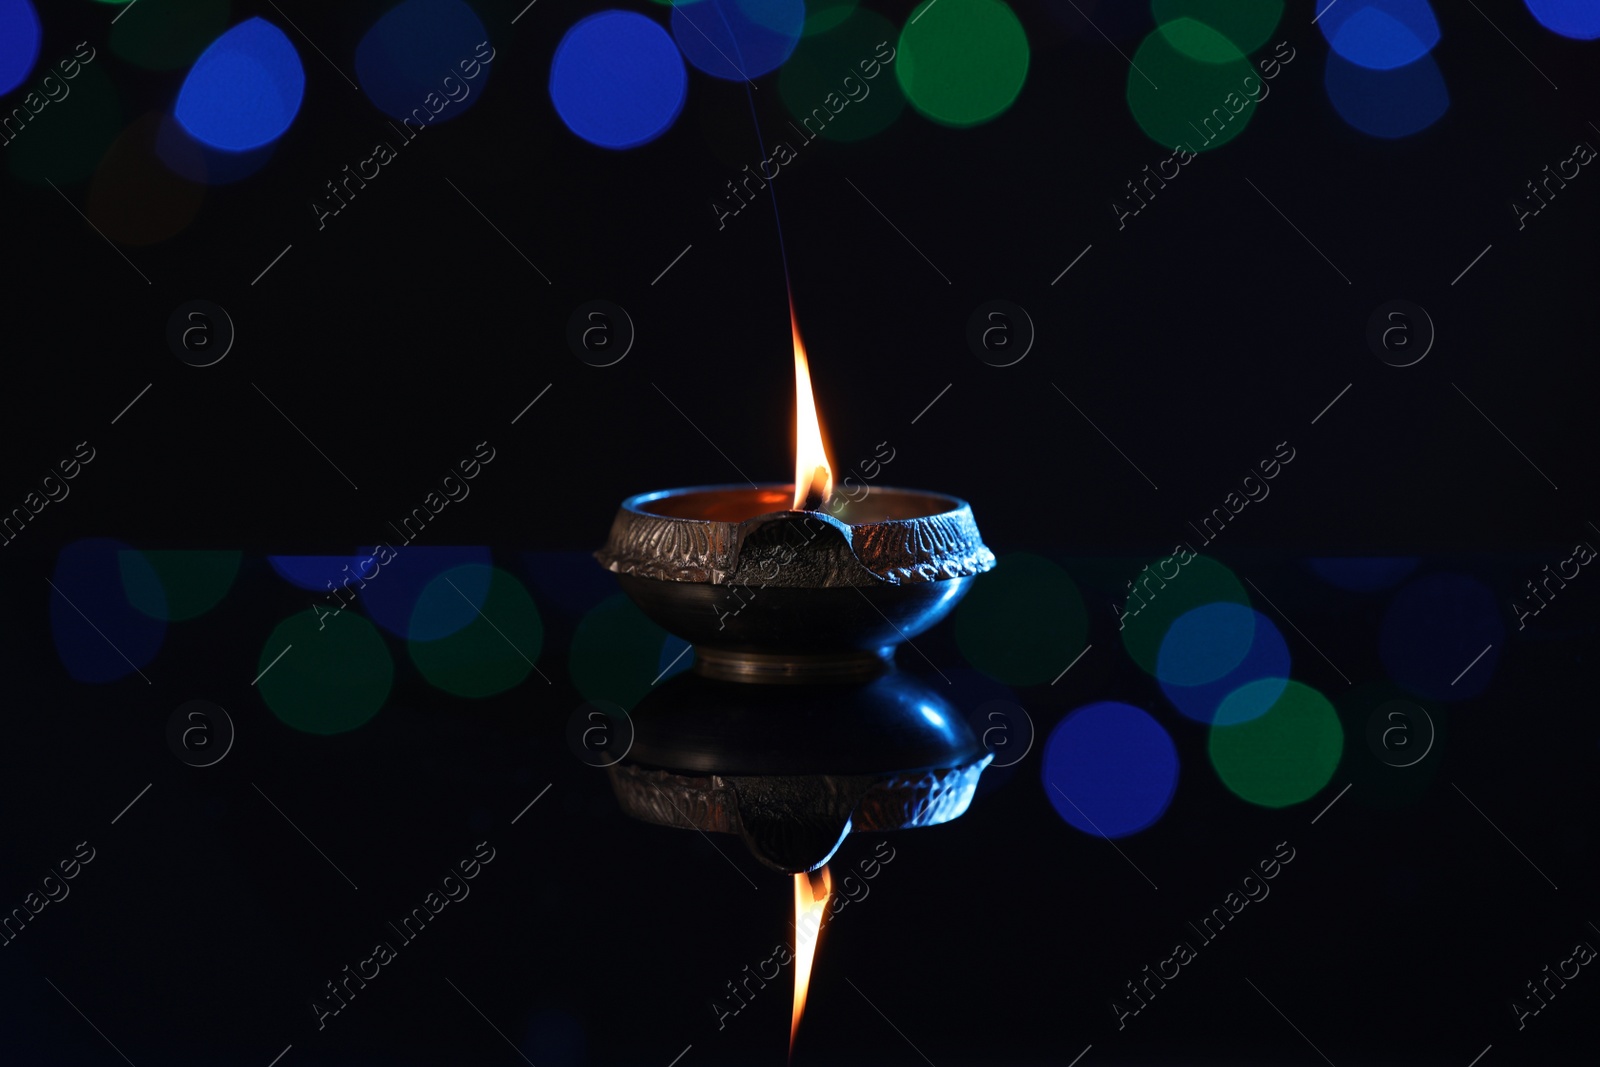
[[692, 645, 893, 685]]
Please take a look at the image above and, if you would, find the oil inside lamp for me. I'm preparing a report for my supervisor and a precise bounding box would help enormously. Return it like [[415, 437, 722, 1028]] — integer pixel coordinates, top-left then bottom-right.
[[790, 865, 832, 1058]]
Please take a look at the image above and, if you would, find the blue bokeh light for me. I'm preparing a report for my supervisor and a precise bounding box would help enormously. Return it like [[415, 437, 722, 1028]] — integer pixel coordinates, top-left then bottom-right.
[[1043, 702, 1179, 839], [356, 0, 491, 125], [1524, 0, 1600, 40], [0, 0, 41, 97], [550, 10, 688, 149], [359, 546, 492, 640], [175, 18, 305, 151], [1325, 50, 1448, 139], [269, 555, 364, 592], [50, 539, 166, 684], [1317, 0, 1440, 70], [1157, 601, 1254, 687], [1307, 556, 1420, 592], [1159, 605, 1290, 725], [1380, 573, 1504, 700], [671, 0, 805, 81]]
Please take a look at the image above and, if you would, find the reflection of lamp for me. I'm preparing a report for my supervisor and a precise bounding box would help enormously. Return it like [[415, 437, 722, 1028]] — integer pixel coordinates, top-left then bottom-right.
[[608, 668, 992, 872]]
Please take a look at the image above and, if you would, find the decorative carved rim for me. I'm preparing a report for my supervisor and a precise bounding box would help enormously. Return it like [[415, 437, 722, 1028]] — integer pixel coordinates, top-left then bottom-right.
[[608, 758, 993, 835], [595, 483, 997, 587]]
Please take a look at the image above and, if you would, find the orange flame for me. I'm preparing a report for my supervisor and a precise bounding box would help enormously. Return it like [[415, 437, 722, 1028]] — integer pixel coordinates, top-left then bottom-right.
[[790, 866, 832, 1057], [790, 300, 835, 511]]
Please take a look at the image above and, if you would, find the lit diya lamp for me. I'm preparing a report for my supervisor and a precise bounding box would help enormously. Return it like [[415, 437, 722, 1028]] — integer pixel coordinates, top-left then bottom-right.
[[596, 300, 996, 684], [595, 301, 997, 1054]]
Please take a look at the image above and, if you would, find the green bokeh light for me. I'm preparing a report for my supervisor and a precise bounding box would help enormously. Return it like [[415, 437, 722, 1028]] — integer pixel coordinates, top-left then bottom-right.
[[407, 565, 544, 698], [954, 553, 1087, 686], [111, 0, 232, 72], [1119, 553, 1249, 675], [1127, 19, 1255, 152], [779, 7, 904, 143], [114, 551, 165, 620], [569, 593, 678, 710], [1209, 679, 1344, 807], [1158, 17, 1245, 63], [1151, 0, 1283, 58], [804, 0, 860, 36], [258, 611, 393, 735], [120, 550, 240, 621], [7, 60, 123, 185], [896, 0, 1029, 128]]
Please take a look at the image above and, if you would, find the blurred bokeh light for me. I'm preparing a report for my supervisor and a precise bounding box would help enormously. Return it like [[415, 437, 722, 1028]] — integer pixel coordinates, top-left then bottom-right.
[[671, 0, 805, 81], [355, 546, 492, 640], [119, 549, 240, 621], [1307, 555, 1420, 592], [0, 0, 40, 96], [953, 552, 1087, 686], [1127, 18, 1255, 152], [258, 610, 393, 735], [356, 0, 491, 124], [1324, 50, 1448, 139], [408, 565, 543, 698], [50, 539, 166, 684], [568, 592, 682, 709], [778, 6, 904, 143], [1119, 553, 1250, 675], [896, 0, 1029, 128], [550, 10, 688, 149], [174, 18, 305, 151], [1158, 603, 1290, 724], [1315, 0, 1440, 70], [1043, 701, 1179, 838], [1524, 0, 1600, 39], [1150, 0, 1283, 57], [1209, 679, 1343, 807]]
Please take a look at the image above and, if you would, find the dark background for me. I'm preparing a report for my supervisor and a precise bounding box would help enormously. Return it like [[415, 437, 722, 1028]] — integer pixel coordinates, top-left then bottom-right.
[[1, 1, 1596, 1064]]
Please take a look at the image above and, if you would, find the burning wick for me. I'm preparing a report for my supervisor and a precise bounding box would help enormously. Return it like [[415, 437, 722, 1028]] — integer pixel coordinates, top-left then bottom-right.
[[789, 298, 835, 512], [790, 865, 832, 1059]]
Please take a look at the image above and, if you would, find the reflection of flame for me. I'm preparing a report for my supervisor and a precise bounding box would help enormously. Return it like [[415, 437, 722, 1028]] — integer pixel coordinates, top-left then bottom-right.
[[790, 299, 835, 511], [790, 865, 832, 1057]]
